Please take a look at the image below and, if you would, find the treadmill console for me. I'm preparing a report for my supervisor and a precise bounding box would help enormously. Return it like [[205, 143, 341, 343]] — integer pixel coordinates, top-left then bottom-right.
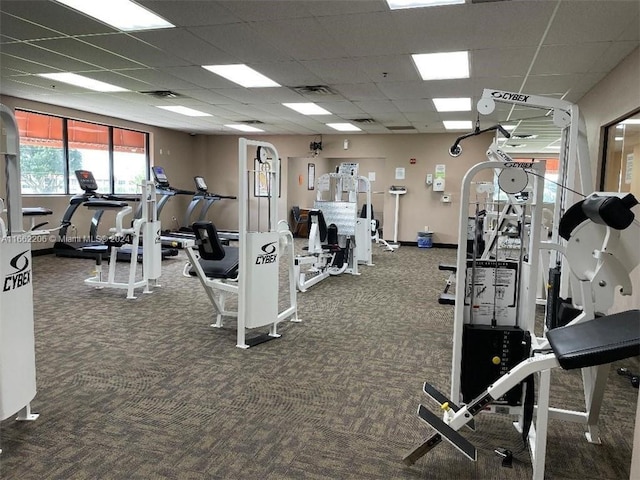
[[75, 170, 98, 192], [152, 166, 170, 187], [194, 176, 208, 192]]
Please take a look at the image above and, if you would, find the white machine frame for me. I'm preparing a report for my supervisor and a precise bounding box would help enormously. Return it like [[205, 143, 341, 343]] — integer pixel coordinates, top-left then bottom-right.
[[0, 104, 39, 451], [185, 139, 299, 348], [84, 181, 162, 299], [477, 88, 593, 304], [407, 191, 639, 480], [294, 169, 374, 292]]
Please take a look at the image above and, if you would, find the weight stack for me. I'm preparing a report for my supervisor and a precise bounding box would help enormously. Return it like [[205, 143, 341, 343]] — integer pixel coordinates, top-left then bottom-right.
[[461, 324, 531, 405]]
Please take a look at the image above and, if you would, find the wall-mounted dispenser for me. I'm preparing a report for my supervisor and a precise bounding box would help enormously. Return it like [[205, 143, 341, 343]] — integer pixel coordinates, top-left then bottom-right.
[[433, 177, 445, 192], [426, 173, 433, 186]]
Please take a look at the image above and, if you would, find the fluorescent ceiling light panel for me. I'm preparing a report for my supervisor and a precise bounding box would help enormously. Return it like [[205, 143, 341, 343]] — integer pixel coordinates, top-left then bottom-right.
[[37, 72, 127, 92], [443, 120, 472, 130], [412, 51, 469, 80], [615, 136, 624, 141], [326, 123, 361, 132], [432, 97, 471, 112], [55, 0, 174, 31], [621, 119, 640, 125], [283, 103, 331, 115], [387, 0, 465, 10], [202, 64, 280, 88], [156, 106, 211, 117], [225, 124, 264, 132]]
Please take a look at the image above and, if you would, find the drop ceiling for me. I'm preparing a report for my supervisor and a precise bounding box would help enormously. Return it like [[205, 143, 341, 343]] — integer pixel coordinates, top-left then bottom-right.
[[0, 0, 638, 153]]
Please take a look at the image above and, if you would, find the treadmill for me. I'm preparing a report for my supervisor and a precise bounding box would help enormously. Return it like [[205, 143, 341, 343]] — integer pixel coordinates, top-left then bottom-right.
[[152, 166, 238, 246], [54, 170, 178, 261]]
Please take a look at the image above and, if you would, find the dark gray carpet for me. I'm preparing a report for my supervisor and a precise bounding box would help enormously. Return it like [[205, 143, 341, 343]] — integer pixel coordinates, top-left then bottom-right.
[[0, 242, 637, 479]]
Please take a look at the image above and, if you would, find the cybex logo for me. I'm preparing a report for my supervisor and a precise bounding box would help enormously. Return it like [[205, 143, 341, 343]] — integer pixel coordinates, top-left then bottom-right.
[[491, 91, 530, 103], [256, 241, 278, 265], [3, 250, 31, 292]]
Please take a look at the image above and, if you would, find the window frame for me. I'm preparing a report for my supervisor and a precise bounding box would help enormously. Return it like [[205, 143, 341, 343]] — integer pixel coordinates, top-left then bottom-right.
[[16, 108, 150, 195], [599, 107, 640, 193]]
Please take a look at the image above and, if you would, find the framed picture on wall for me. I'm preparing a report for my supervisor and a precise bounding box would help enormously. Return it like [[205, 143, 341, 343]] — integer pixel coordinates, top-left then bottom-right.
[[308, 163, 315, 190], [254, 157, 282, 197]]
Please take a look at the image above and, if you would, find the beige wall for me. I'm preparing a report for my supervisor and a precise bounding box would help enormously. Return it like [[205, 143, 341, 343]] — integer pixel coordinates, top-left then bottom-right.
[[578, 48, 640, 315], [193, 131, 494, 243]]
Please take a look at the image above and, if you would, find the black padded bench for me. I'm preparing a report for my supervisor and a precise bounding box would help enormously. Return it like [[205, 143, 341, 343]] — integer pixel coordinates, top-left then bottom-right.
[[547, 309, 640, 370], [190, 221, 239, 279]]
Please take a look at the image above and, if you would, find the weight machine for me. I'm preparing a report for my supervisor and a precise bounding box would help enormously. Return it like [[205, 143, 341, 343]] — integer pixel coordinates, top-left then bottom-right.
[[405, 152, 640, 478], [0, 104, 39, 448], [294, 166, 373, 292], [84, 177, 162, 299], [185, 139, 299, 348]]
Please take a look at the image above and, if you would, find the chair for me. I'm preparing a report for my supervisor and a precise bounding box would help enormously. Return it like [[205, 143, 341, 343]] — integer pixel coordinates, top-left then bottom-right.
[[291, 206, 308, 237]]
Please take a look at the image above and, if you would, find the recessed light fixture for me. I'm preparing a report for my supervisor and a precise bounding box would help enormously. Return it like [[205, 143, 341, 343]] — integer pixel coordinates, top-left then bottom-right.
[[156, 106, 212, 117], [202, 64, 280, 88], [433, 97, 471, 112], [55, 0, 174, 31], [387, 0, 465, 10], [225, 124, 265, 132], [326, 123, 361, 132], [283, 103, 331, 115], [443, 120, 472, 130], [37, 72, 127, 92], [412, 51, 469, 81], [621, 119, 640, 125], [615, 136, 624, 141]]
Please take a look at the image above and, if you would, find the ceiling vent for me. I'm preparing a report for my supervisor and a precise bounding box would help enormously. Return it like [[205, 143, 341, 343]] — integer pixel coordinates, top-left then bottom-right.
[[511, 134, 538, 139], [352, 118, 376, 124], [140, 90, 180, 98], [292, 85, 336, 95], [386, 125, 416, 131], [241, 120, 265, 125]]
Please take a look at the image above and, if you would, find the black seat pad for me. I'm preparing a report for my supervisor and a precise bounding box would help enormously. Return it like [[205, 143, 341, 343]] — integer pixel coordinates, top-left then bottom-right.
[[547, 310, 640, 370], [190, 221, 239, 279]]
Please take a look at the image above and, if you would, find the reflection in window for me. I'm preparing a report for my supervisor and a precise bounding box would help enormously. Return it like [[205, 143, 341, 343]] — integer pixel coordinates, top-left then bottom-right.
[[602, 112, 640, 195]]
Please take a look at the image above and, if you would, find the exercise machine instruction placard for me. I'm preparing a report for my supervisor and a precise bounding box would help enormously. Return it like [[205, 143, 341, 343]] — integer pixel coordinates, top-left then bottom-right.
[[464, 260, 518, 325]]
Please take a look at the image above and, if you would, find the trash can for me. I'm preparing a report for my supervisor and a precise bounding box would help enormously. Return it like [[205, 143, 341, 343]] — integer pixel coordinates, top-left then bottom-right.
[[417, 231, 433, 248]]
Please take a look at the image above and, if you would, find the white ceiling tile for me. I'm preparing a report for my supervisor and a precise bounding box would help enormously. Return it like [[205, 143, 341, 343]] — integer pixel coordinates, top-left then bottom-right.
[[332, 83, 386, 101], [306, 1, 388, 17], [355, 55, 417, 83], [137, 0, 241, 27], [30, 38, 144, 69], [546, 0, 640, 45], [300, 59, 372, 84], [532, 43, 612, 75], [1, 42, 98, 71], [217, 0, 313, 21], [0, 14, 63, 41], [188, 24, 290, 63], [317, 11, 407, 57], [0, 1, 115, 35], [251, 17, 347, 61], [353, 100, 401, 114], [134, 29, 235, 65], [245, 61, 323, 89], [83, 33, 192, 68], [472, 47, 538, 78], [127, 69, 202, 90]]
